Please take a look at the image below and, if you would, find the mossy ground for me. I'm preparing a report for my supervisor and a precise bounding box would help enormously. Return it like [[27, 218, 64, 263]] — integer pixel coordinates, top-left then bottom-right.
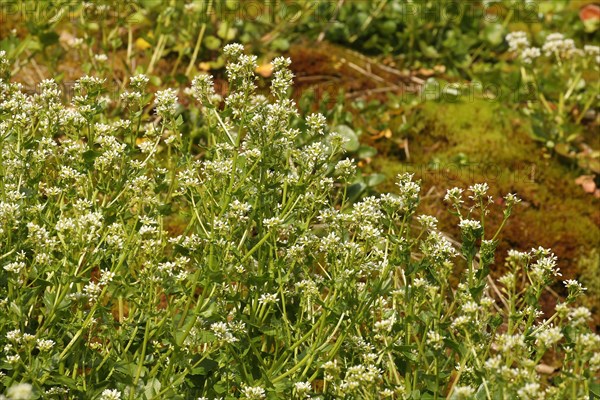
[[8, 35, 599, 327], [287, 42, 599, 294], [365, 99, 600, 325]]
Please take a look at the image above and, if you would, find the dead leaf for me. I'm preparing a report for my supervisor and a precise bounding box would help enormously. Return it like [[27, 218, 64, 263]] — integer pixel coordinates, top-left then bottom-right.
[[575, 175, 597, 194], [256, 63, 273, 78], [135, 37, 152, 51], [417, 68, 435, 77], [198, 62, 211, 71], [59, 31, 77, 48], [580, 4, 600, 22], [535, 364, 556, 375]]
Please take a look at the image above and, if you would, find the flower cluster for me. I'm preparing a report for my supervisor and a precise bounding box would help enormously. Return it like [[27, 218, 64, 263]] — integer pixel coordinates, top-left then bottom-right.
[[0, 45, 597, 400]]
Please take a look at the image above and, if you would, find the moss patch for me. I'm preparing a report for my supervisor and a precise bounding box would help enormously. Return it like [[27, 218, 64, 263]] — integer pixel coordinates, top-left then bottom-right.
[[367, 99, 600, 293]]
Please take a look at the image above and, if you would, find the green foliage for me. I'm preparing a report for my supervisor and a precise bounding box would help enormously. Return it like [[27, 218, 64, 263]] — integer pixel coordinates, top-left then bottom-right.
[[0, 46, 598, 400], [506, 31, 599, 173]]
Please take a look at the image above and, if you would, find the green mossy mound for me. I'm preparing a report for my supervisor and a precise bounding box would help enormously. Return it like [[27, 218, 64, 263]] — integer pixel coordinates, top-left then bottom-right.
[[368, 99, 600, 317]]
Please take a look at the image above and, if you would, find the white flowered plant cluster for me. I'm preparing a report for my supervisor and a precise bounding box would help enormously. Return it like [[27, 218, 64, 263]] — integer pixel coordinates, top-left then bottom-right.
[[505, 32, 599, 147], [0, 47, 598, 399]]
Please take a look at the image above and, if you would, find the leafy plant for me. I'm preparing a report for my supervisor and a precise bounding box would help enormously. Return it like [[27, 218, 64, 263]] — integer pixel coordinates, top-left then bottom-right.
[[506, 31, 599, 173], [0, 46, 598, 399]]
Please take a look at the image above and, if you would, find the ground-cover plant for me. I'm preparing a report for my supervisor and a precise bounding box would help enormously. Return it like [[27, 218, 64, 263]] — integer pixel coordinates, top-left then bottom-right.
[[505, 31, 599, 173], [316, 0, 554, 75], [1, 0, 325, 83], [0, 47, 599, 400]]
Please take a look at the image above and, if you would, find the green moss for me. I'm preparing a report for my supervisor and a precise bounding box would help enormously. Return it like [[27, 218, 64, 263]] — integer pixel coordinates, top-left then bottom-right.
[[367, 99, 600, 279]]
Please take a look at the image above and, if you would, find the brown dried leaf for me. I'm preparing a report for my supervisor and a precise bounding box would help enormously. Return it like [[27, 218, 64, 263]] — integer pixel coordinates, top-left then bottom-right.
[[535, 364, 557, 375], [575, 175, 597, 194], [256, 63, 273, 78]]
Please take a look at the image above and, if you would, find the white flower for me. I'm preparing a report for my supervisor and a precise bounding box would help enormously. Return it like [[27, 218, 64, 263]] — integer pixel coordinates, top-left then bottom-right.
[[563, 279, 586, 298], [6, 383, 33, 400], [6, 329, 22, 342], [94, 54, 108, 63], [584, 45, 600, 56], [154, 88, 178, 119], [568, 307, 592, 327], [294, 381, 311, 397], [506, 31, 529, 52], [99, 269, 115, 285], [6, 354, 20, 364], [444, 187, 464, 206], [468, 182, 488, 200], [590, 353, 600, 371], [3, 261, 25, 274], [190, 74, 216, 104], [426, 330, 445, 350], [417, 215, 438, 230], [99, 389, 121, 400], [129, 74, 149, 92], [262, 216, 283, 230], [520, 47, 541, 63], [306, 113, 327, 136], [83, 281, 102, 302], [542, 33, 578, 58], [451, 385, 475, 399], [517, 382, 540, 400], [258, 293, 278, 305], [396, 173, 420, 212], [210, 322, 238, 344], [334, 158, 356, 179], [240, 385, 265, 399], [223, 43, 245, 59], [36, 339, 56, 352], [458, 219, 481, 231], [534, 326, 563, 348], [271, 57, 294, 97]]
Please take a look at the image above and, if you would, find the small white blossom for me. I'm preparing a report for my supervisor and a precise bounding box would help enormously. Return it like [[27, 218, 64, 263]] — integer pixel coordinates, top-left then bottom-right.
[[258, 293, 278, 305], [506, 31, 529, 52], [6, 383, 33, 400], [240, 385, 265, 400], [154, 88, 178, 119], [99, 389, 121, 400], [36, 339, 56, 352]]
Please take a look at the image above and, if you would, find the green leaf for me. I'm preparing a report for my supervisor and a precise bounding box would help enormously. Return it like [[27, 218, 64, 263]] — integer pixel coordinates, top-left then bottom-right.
[[334, 124, 360, 152], [364, 173, 386, 187], [356, 145, 377, 159], [379, 20, 397, 35], [270, 37, 290, 52], [144, 378, 161, 399], [39, 31, 59, 46], [475, 383, 488, 400], [346, 181, 366, 202], [190, 358, 218, 375], [204, 35, 221, 51], [217, 23, 237, 41], [444, 339, 463, 355], [46, 374, 78, 387], [213, 383, 227, 394], [419, 41, 440, 58], [469, 282, 486, 299], [482, 23, 505, 46]]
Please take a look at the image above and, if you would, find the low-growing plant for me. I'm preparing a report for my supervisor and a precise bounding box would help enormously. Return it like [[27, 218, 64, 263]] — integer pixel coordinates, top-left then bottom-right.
[[0, 47, 598, 400], [505, 30, 599, 169]]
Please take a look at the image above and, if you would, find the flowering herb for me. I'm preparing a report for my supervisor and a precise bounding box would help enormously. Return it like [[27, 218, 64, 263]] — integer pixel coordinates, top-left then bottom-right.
[[0, 47, 598, 400]]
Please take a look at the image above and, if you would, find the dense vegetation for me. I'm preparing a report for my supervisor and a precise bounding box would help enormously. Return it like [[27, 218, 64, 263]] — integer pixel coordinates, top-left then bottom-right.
[[0, 1, 598, 399]]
